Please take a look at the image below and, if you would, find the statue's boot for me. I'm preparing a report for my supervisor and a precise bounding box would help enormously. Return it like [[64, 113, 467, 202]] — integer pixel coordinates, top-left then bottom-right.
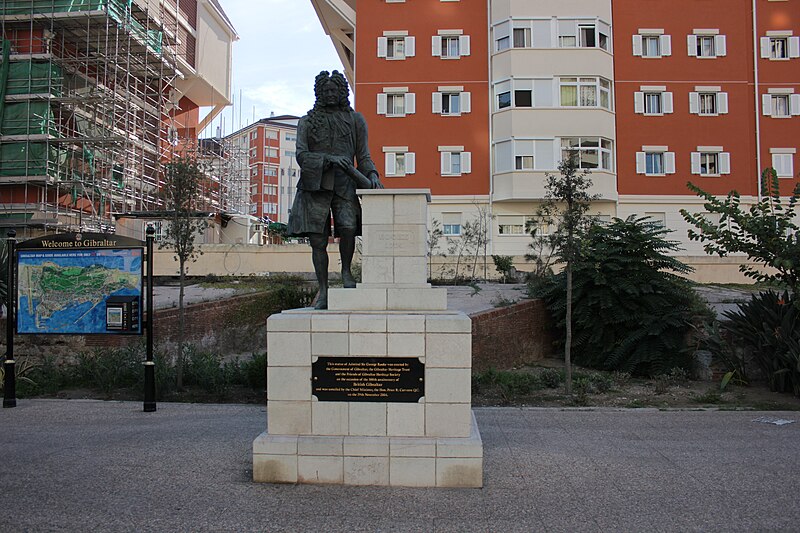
[[314, 286, 328, 309], [342, 269, 356, 288]]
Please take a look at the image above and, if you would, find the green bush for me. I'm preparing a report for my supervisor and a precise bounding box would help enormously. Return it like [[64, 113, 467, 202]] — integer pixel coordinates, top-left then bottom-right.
[[533, 216, 710, 376], [721, 291, 800, 396], [183, 345, 228, 396], [540, 368, 563, 389], [241, 352, 266, 390], [72, 346, 141, 393]]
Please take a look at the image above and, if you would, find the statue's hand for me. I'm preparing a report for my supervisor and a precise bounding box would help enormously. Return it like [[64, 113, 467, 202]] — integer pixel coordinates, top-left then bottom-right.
[[332, 155, 352, 169], [370, 174, 384, 190]]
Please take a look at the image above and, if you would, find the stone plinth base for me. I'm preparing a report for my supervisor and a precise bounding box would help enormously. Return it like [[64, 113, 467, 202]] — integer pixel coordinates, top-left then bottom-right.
[[253, 412, 483, 487]]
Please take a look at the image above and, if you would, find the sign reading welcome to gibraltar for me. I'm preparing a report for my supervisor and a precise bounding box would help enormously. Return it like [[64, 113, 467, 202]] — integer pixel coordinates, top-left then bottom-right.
[[15, 233, 144, 335]]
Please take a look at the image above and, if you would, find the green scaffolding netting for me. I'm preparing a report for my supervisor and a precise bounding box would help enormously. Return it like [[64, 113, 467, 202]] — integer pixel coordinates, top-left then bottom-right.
[[1, 101, 58, 135], [5, 61, 63, 96], [0, 142, 67, 177]]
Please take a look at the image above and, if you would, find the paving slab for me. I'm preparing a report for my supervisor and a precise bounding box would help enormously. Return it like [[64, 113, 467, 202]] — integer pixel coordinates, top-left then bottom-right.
[[2, 401, 799, 532]]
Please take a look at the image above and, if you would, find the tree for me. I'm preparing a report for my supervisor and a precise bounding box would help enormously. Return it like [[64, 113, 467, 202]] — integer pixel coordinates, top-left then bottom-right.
[[538, 152, 599, 394], [680, 169, 800, 297], [159, 157, 208, 389], [427, 218, 444, 281]]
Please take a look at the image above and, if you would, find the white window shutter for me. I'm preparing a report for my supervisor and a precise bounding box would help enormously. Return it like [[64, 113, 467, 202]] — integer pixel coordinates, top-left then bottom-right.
[[689, 92, 700, 114], [441, 152, 450, 174], [462, 152, 472, 174], [718, 92, 729, 114], [762, 94, 772, 116], [406, 152, 416, 174], [378, 37, 388, 58], [385, 152, 396, 176], [691, 152, 701, 174], [632, 34, 643, 56], [634, 92, 645, 113], [432, 92, 443, 113], [687, 34, 697, 57], [660, 35, 672, 56], [431, 35, 442, 57], [719, 152, 731, 174], [459, 35, 471, 56], [665, 152, 676, 174], [405, 92, 416, 114], [790, 36, 800, 58], [377, 93, 388, 115], [461, 92, 472, 113], [635, 152, 646, 174], [791, 94, 800, 116], [663, 92, 674, 113], [760, 36, 771, 58], [405, 36, 415, 57], [715, 35, 727, 56]]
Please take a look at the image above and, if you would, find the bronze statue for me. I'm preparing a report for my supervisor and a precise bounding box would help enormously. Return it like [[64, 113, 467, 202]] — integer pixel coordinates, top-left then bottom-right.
[[287, 70, 383, 309]]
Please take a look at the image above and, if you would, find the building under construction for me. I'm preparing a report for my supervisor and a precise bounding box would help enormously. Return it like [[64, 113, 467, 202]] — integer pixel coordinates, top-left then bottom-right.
[[0, 0, 237, 238]]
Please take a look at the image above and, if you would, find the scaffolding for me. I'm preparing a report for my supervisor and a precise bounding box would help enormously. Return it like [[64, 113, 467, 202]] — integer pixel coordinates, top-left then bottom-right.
[[0, 0, 221, 237]]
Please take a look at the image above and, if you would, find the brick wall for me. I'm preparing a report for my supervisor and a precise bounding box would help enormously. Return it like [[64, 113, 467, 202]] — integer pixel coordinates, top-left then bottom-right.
[[470, 299, 553, 372]]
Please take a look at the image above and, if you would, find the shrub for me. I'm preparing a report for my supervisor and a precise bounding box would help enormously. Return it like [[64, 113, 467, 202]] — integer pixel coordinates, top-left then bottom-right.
[[183, 345, 227, 396], [73, 346, 141, 394], [540, 368, 563, 389], [241, 352, 266, 390], [533, 216, 710, 376]]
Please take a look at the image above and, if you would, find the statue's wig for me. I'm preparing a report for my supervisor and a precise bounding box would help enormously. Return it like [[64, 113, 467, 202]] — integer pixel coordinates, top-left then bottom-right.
[[310, 70, 351, 113]]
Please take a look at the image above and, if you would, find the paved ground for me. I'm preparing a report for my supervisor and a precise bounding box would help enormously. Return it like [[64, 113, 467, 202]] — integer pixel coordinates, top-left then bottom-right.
[[2, 400, 798, 532]]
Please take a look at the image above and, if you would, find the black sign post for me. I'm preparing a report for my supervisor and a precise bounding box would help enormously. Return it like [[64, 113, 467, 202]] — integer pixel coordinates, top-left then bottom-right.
[[3, 230, 17, 408], [143, 226, 156, 412]]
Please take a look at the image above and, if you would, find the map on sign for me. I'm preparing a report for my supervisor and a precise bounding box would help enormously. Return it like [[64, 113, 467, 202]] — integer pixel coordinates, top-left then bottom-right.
[[16, 248, 143, 335]]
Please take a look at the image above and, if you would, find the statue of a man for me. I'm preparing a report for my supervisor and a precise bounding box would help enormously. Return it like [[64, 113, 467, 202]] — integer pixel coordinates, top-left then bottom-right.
[[287, 70, 383, 309]]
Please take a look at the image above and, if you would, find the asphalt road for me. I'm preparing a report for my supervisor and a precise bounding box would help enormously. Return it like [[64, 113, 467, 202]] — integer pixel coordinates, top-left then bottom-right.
[[2, 400, 798, 532]]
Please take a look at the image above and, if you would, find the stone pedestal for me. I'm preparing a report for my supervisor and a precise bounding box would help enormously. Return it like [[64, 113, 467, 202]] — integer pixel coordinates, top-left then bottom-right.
[[253, 189, 482, 487]]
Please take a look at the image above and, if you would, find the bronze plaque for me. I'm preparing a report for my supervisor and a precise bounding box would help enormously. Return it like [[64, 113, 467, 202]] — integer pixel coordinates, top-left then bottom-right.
[[312, 357, 424, 402]]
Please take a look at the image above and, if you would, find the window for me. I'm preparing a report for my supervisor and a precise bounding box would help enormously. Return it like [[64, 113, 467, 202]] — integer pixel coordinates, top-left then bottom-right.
[[284, 150, 295, 157], [636, 148, 675, 175], [634, 33, 671, 58], [700, 93, 716, 115], [439, 147, 472, 176], [771, 151, 795, 178], [495, 81, 511, 110], [579, 25, 596, 47], [688, 33, 726, 58], [265, 167, 277, 177], [635, 88, 672, 115], [561, 137, 614, 171], [515, 88, 532, 108], [645, 93, 662, 114], [762, 91, 800, 117], [378, 34, 415, 59], [691, 148, 731, 176], [251, 166, 258, 177], [250, 183, 258, 195], [498, 216, 524, 235], [515, 155, 534, 170], [761, 35, 800, 59], [513, 27, 531, 48], [285, 133, 296, 142], [496, 35, 510, 51], [265, 147, 278, 158], [250, 131, 257, 140], [560, 78, 611, 109], [442, 93, 460, 115], [433, 88, 471, 115], [494, 139, 556, 173], [377, 90, 416, 117], [432, 33, 470, 59], [772, 37, 788, 59], [690, 89, 728, 115], [264, 130, 278, 140], [442, 213, 461, 236], [384, 149, 415, 177]]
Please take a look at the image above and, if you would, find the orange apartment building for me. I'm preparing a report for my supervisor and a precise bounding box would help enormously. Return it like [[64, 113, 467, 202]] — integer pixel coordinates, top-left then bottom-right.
[[224, 115, 299, 224], [313, 0, 798, 277]]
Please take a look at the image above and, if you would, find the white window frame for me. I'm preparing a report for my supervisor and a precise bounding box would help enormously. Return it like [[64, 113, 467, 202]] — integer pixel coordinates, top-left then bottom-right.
[[442, 213, 462, 236], [497, 215, 525, 236], [378, 33, 416, 60], [634, 31, 671, 58], [691, 147, 730, 176], [432, 31, 470, 59], [561, 137, 614, 171], [377, 88, 416, 118], [761, 34, 800, 60], [560, 77, 610, 108], [636, 147, 676, 176], [771, 149, 795, 178], [634, 88, 673, 115], [383, 147, 415, 177], [688, 32, 726, 58], [439, 146, 472, 176], [432, 87, 471, 116]]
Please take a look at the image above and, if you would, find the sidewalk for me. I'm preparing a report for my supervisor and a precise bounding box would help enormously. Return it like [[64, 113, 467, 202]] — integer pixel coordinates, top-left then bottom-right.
[[2, 400, 798, 532]]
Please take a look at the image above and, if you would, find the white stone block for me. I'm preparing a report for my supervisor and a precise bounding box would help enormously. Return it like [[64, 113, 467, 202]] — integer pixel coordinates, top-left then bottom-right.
[[349, 402, 387, 436], [298, 456, 343, 484], [343, 436, 390, 457], [390, 437, 436, 457], [393, 257, 427, 285], [390, 457, 436, 487], [425, 333, 471, 368], [387, 403, 425, 437], [425, 403, 472, 438], [267, 332, 311, 366], [426, 314, 472, 333], [436, 457, 483, 488], [267, 313, 311, 332], [328, 288, 387, 311], [362, 194, 394, 225], [349, 314, 387, 332], [267, 366, 311, 401], [267, 400, 311, 435], [393, 194, 427, 225], [311, 314, 349, 332], [362, 256, 394, 284], [387, 315, 426, 333], [437, 437, 483, 459], [344, 456, 390, 486], [350, 333, 387, 356], [387, 288, 447, 311], [388, 333, 425, 357], [252, 432, 298, 455], [362, 224, 395, 257], [298, 436, 344, 456], [425, 367, 471, 403], [312, 402, 349, 435], [312, 332, 349, 356], [253, 454, 297, 483], [363, 224, 426, 257]]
